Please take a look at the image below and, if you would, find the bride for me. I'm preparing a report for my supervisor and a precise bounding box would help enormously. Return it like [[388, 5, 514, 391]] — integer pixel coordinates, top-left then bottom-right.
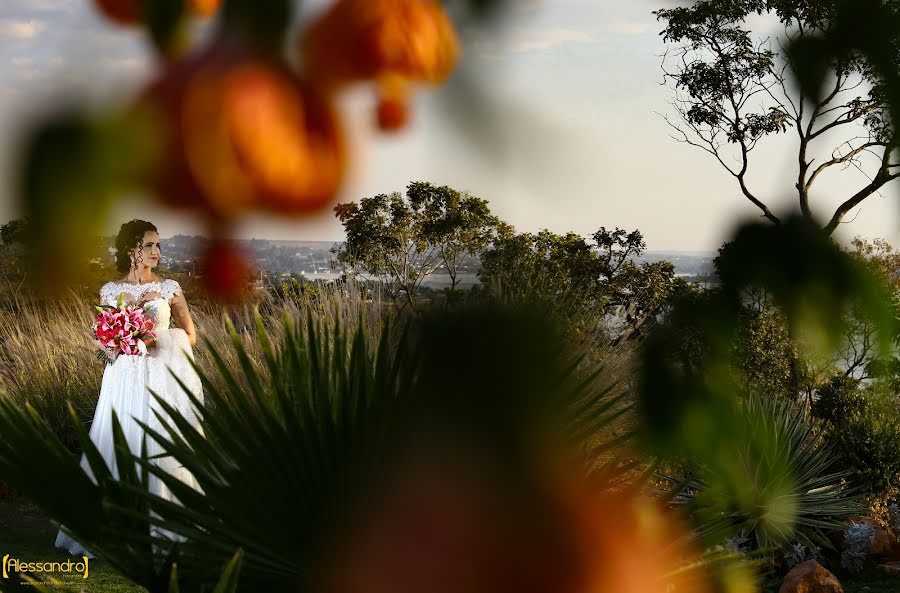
[[55, 219, 205, 558]]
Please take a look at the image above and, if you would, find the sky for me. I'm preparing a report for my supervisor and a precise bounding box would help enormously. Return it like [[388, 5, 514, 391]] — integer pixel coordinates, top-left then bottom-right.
[[1, 0, 899, 252]]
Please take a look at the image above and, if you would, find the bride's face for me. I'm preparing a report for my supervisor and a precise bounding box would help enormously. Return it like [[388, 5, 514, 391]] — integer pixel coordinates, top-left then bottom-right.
[[132, 231, 161, 269]]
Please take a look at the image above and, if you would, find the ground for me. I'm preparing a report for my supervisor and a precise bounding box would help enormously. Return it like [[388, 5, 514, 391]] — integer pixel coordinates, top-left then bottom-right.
[[0, 497, 145, 593], [1, 496, 897, 593]]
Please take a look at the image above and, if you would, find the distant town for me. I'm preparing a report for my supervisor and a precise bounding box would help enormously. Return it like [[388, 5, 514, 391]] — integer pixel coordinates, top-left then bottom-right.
[[148, 236, 716, 288]]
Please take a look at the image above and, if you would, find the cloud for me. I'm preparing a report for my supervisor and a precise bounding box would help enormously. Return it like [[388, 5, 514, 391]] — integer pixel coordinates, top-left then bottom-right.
[[602, 21, 650, 36], [102, 57, 145, 71], [470, 18, 652, 58], [0, 19, 46, 39], [19, 69, 44, 81], [2, 0, 72, 12], [508, 28, 600, 52], [468, 26, 601, 58]]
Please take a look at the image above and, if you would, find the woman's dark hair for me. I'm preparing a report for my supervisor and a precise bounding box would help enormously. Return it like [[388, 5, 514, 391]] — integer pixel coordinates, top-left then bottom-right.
[[115, 219, 158, 274]]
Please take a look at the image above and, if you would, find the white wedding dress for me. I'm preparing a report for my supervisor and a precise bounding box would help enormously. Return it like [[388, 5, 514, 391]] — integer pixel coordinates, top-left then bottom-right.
[[54, 279, 205, 558]]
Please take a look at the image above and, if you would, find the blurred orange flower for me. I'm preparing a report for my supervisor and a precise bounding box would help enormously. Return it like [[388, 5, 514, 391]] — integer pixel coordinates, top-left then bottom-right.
[[188, 0, 221, 17], [201, 236, 255, 302], [321, 450, 726, 593], [302, 0, 460, 130], [564, 489, 714, 593], [93, 0, 140, 24], [138, 41, 345, 220]]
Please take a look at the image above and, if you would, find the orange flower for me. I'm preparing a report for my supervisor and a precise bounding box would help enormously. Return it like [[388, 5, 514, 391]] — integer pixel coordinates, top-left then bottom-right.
[[93, 0, 140, 24], [137, 41, 345, 219], [318, 449, 730, 593], [564, 490, 713, 593], [188, 0, 221, 17], [302, 0, 460, 130], [201, 236, 254, 302]]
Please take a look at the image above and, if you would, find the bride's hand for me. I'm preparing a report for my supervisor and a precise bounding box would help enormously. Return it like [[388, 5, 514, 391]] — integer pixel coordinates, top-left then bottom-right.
[[93, 339, 117, 362], [142, 337, 157, 350]]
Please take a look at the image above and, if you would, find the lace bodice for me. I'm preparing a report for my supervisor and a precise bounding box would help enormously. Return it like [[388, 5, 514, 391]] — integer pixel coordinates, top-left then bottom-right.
[[100, 279, 183, 331]]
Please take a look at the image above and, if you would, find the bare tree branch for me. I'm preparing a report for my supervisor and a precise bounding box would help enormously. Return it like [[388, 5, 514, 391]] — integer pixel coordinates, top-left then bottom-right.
[[805, 141, 889, 190]]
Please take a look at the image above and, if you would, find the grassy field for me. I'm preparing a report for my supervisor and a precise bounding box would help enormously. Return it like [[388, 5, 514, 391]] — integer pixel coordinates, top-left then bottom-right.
[[0, 496, 145, 592], [0, 280, 383, 454]]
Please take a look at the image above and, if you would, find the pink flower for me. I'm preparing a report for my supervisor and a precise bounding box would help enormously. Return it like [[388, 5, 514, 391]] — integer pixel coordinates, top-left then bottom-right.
[[93, 300, 158, 359]]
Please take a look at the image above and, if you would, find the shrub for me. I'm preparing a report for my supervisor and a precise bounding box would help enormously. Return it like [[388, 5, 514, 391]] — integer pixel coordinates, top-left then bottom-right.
[[783, 542, 822, 569], [665, 393, 860, 552], [813, 374, 900, 505], [841, 521, 875, 573]]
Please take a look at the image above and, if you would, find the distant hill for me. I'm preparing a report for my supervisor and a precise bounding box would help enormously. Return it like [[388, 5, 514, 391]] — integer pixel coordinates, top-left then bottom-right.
[[639, 251, 716, 280]]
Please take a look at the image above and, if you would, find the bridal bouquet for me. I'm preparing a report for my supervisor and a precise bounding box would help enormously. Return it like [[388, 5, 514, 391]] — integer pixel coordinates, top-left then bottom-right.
[[93, 295, 157, 363]]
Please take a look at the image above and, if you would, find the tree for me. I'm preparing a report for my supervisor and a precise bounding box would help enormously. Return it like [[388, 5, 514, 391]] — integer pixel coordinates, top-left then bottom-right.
[[843, 237, 900, 386], [333, 181, 503, 310], [0, 218, 30, 245], [479, 229, 605, 312], [410, 181, 506, 301], [478, 227, 686, 339], [657, 0, 900, 233], [812, 373, 900, 509], [668, 234, 900, 408]]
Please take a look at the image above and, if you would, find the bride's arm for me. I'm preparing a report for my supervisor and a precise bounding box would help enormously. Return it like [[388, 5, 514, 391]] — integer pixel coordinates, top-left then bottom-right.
[[170, 291, 198, 347]]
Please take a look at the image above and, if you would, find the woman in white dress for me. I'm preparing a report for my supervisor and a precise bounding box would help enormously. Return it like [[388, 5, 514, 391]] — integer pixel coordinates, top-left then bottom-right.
[[55, 219, 205, 558]]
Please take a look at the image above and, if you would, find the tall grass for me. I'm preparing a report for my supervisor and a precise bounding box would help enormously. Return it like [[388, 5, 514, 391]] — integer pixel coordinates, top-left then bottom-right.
[[0, 273, 635, 492], [0, 290, 102, 451], [0, 279, 385, 455]]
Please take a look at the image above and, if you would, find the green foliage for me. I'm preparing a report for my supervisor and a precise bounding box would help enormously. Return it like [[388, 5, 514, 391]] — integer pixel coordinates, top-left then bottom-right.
[[1, 218, 30, 246], [668, 233, 900, 407], [732, 306, 806, 402], [668, 393, 861, 552], [479, 229, 604, 306], [333, 181, 503, 310], [478, 226, 687, 339], [812, 375, 900, 503], [638, 216, 892, 510]]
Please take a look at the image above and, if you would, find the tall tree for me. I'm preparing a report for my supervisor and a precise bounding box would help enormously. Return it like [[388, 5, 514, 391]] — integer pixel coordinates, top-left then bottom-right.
[[334, 181, 503, 310], [410, 181, 506, 300], [478, 227, 685, 339], [657, 0, 900, 233]]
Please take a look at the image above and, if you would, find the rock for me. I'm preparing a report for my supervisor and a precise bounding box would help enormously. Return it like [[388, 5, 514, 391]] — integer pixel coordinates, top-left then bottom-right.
[[848, 516, 893, 557], [878, 561, 900, 576], [890, 536, 900, 561], [778, 560, 843, 593]]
